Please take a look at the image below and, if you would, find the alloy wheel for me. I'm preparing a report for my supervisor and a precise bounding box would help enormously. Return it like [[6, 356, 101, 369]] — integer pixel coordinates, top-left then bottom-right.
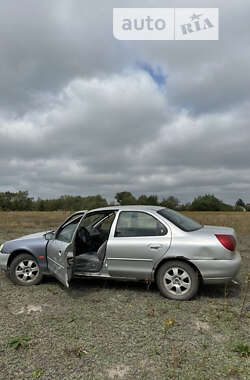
[[15, 259, 40, 283], [163, 266, 191, 296]]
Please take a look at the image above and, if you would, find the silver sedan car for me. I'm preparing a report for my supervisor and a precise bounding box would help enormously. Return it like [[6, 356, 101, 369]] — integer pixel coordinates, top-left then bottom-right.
[[0, 206, 241, 300]]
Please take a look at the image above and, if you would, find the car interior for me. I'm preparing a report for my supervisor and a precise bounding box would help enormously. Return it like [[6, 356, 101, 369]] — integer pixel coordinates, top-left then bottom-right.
[[73, 212, 116, 274]]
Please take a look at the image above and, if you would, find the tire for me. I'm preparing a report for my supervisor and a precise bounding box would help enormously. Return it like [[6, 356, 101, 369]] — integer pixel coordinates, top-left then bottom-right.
[[9, 253, 43, 286], [156, 260, 199, 301]]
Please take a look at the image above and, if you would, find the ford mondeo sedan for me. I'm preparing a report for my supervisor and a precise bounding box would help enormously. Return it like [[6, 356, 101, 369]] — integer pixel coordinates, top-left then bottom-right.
[[0, 206, 241, 300]]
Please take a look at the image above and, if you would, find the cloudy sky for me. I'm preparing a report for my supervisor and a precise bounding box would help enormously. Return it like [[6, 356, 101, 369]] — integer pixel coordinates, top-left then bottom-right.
[[0, 0, 249, 204]]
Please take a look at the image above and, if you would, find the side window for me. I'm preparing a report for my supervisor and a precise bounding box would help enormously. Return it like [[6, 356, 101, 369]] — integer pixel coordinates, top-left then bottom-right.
[[56, 219, 79, 243], [81, 213, 107, 231], [115, 211, 167, 237], [97, 213, 115, 233]]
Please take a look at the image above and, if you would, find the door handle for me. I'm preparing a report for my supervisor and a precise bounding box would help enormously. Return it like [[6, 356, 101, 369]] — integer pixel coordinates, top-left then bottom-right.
[[149, 244, 162, 250]]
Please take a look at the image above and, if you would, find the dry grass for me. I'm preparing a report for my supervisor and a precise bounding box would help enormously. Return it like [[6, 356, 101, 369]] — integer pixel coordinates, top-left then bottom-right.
[[0, 211, 249, 379], [184, 211, 250, 235], [0, 210, 249, 240], [0, 211, 70, 230], [0, 210, 249, 253], [0, 211, 70, 243]]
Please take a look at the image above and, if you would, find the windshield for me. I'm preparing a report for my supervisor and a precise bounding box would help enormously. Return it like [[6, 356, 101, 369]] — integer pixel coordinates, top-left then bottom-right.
[[157, 209, 202, 232], [80, 212, 113, 231]]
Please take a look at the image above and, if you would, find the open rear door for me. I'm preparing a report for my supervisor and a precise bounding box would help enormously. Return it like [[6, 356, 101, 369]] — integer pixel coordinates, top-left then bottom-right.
[[47, 240, 74, 287], [47, 212, 86, 287]]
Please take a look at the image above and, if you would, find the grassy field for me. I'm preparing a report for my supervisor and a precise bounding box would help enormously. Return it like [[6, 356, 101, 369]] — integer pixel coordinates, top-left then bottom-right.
[[0, 212, 249, 379], [185, 211, 250, 236]]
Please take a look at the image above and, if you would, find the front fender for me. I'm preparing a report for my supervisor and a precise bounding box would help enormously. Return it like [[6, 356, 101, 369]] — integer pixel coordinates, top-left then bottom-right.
[[3, 238, 49, 274]]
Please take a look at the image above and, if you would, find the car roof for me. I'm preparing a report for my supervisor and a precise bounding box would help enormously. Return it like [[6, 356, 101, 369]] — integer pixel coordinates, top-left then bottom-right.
[[88, 205, 164, 213]]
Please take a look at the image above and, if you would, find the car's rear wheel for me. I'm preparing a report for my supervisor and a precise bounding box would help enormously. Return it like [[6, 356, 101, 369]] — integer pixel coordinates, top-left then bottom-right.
[[9, 253, 43, 286], [156, 261, 199, 300]]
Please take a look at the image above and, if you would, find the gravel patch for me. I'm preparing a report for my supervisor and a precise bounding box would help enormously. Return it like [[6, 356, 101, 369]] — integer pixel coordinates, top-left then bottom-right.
[[0, 226, 249, 379]]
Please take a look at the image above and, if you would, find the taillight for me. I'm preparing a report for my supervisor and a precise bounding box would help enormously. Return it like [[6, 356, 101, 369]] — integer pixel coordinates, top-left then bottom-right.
[[215, 234, 236, 252]]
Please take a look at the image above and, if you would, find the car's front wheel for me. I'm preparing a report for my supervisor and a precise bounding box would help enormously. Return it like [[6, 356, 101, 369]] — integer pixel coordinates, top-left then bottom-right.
[[9, 253, 43, 286], [156, 261, 199, 300]]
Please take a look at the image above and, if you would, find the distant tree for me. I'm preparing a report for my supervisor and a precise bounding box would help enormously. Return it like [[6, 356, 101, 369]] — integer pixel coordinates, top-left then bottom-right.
[[39, 198, 61, 211], [137, 194, 148, 205], [115, 192, 137, 205], [36, 198, 45, 211], [32, 194, 108, 211], [0, 192, 11, 210], [146, 195, 158, 205], [0, 191, 33, 211], [81, 195, 108, 210], [190, 194, 232, 211], [178, 202, 191, 211], [246, 204, 250, 212], [13, 191, 33, 210], [161, 196, 180, 210], [221, 202, 234, 211], [137, 194, 158, 205], [0, 190, 238, 212], [235, 198, 246, 211]]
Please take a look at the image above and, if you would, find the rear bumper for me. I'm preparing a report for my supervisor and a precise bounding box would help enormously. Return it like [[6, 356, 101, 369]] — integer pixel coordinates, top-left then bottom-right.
[[0, 252, 11, 270], [191, 251, 242, 284]]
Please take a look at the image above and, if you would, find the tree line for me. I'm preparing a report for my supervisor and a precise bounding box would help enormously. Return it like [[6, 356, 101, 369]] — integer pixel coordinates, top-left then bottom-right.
[[0, 191, 248, 212]]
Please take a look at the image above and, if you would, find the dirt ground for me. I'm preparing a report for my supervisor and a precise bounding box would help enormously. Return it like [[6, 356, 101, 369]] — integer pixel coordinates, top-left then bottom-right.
[[0, 212, 249, 379]]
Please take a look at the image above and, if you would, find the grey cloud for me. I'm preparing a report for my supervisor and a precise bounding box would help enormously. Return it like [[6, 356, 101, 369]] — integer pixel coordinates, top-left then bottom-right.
[[0, 0, 250, 204], [0, 71, 168, 166], [1, 0, 249, 116], [0, 0, 126, 115], [1, 70, 250, 204]]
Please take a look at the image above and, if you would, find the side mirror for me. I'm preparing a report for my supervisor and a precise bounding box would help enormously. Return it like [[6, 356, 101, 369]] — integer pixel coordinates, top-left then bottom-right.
[[44, 232, 55, 241]]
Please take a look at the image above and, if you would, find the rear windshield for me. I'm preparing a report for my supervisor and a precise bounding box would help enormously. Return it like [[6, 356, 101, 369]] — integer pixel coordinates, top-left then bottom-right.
[[157, 209, 202, 232]]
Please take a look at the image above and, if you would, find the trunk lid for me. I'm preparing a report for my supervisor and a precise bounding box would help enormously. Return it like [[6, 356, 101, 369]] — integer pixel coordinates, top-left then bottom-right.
[[201, 225, 236, 238]]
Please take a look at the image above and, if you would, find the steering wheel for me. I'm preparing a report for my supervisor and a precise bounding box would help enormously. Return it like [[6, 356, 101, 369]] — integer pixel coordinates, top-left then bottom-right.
[[77, 226, 91, 244]]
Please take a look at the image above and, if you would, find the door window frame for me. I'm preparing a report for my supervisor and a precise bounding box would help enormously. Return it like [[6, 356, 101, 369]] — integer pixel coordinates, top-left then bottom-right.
[[56, 218, 82, 243], [113, 210, 168, 238], [55, 211, 87, 239]]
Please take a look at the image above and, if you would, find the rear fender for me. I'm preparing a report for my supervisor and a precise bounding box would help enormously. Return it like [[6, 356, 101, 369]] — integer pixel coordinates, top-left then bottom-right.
[[153, 256, 203, 282]]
